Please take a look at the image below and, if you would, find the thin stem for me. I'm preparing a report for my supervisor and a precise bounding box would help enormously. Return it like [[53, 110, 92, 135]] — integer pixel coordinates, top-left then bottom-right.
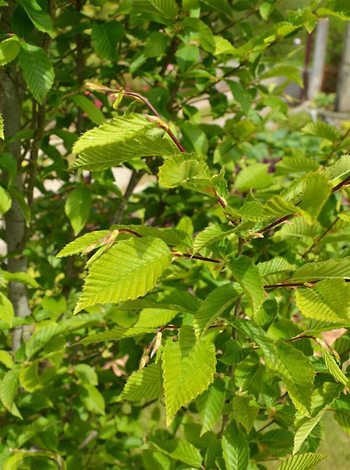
[[304, 216, 339, 257]]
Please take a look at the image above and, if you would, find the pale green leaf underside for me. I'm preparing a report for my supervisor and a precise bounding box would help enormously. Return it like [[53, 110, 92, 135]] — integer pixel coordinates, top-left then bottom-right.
[[118, 362, 162, 402], [295, 279, 350, 322], [162, 326, 216, 425], [72, 114, 180, 171], [75, 236, 172, 313]]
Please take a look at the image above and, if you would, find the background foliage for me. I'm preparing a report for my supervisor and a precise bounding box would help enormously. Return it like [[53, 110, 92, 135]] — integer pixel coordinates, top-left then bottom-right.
[[0, 0, 350, 468]]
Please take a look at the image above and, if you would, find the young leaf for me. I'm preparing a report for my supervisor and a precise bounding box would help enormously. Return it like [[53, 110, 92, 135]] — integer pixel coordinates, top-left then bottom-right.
[[0, 351, 14, 369], [0, 186, 12, 216], [72, 114, 179, 171], [18, 43, 54, 104], [295, 279, 350, 322], [193, 224, 236, 253], [293, 411, 325, 454], [91, 21, 124, 61], [323, 350, 350, 387], [222, 420, 249, 470], [75, 236, 172, 314], [65, 187, 92, 236], [72, 95, 105, 125], [229, 256, 265, 315], [0, 36, 21, 66], [235, 164, 273, 192], [196, 378, 226, 436], [118, 362, 162, 402], [302, 121, 340, 143], [19, 361, 41, 393], [56, 230, 111, 257], [194, 283, 241, 338], [162, 326, 216, 425], [0, 293, 14, 325], [19, 0, 53, 36], [292, 257, 350, 281]]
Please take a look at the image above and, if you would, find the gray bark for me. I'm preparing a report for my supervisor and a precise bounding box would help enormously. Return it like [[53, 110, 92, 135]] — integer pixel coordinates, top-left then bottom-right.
[[308, 19, 329, 101], [336, 22, 350, 112], [0, 1, 31, 351]]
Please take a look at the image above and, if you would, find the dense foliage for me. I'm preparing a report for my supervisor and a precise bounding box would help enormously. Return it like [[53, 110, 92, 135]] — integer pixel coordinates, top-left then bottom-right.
[[1, 0, 350, 468]]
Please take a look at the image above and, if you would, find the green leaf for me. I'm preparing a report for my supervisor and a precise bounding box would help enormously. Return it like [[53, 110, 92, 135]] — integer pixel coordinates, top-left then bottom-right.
[[3, 270, 39, 288], [194, 283, 241, 338], [0, 368, 22, 418], [72, 114, 179, 171], [235, 164, 273, 192], [112, 224, 192, 249], [0, 113, 3, 140], [183, 18, 215, 54], [229, 256, 265, 315], [0, 293, 14, 326], [78, 384, 105, 415], [91, 21, 124, 61], [0, 36, 21, 66], [19, 361, 41, 393], [219, 340, 253, 366], [277, 453, 327, 470], [292, 257, 350, 281], [0, 186, 12, 216], [145, 32, 169, 57], [227, 81, 252, 114], [176, 44, 200, 72], [222, 420, 249, 470], [0, 351, 14, 369], [18, 43, 54, 104], [274, 217, 321, 241], [56, 230, 111, 257], [276, 156, 320, 174], [25, 323, 63, 359], [323, 350, 350, 387], [72, 95, 105, 125], [75, 236, 172, 314], [201, 0, 232, 15], [295, 279, 350, 322], [120, 289, 201, 314], [133, 0, 179, 21], [232, 395, 260, 433], [235, 321, 315, 416], [196, 378, 226, 435], [75, 364, 98, 385], [298, 173, 332, 222], [152, 436, 202, 468], [79, 327, 156, 345], [193, 224, 236, 253], [323, 154, 350, 183], [118, 362, 162, 402], [65, 187, 91, 236], [258, 258, 295, 280], [158, 154, 223, 195], [19, 0, 53, 36], [302, 121, 340, 143], [3, 452, 66, 470], [134, 308, 178, 328], [261, 65, 303, 87], [162, 326, 216, 425]]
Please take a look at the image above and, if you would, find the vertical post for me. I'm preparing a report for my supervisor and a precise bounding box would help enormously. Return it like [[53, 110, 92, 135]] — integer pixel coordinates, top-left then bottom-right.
[[308, 19, 329, 101], [336, 22, 350, 112]]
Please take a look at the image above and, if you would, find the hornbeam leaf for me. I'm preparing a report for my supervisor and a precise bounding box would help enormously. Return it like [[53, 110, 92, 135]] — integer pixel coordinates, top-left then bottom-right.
[[65, 187, 92, 236], [0, 293, 14, 326], [91, 21, 125, 61], [229, 256, 265, 315], [232, 395, 260, 433], [118, 363, 162, 402], [18, 43, 54, 104], [222, 420, 249, 470], [162, 326, 216, 425], [111, 224, 192, 248], [19, 361, 41, 393], [79, 327, 156, 345], [72, 95, 105, 125], [323, 154, 350, 183], [19, 0, 53, 36], [0, 36, 21, 66], [292, 257, 350, 281], [293, 411, 325, 454], [276, 156, 320, 174], [0, 368, 22, 418], [133, 0, 179, 21], [258, 257, 295, 279], [302, 121, 340, 143], [72, 113, 179, 171], [235, 321, 315, 416], [323, 350, 350, 387], [277, 453, 327, 470], [298, 173, 332, 222], [219, 340, 253, 366], [119, 289, 201, 313], [194, 283, 241, 338], [196, 378, 226, 436], [152, 437, 202, 468], [133, 308, 178, 328], [56, 231, 110, 257], [0, 113, 3, 140], [193, 224, 236, 253], [295, 279, 350, 322], [0, 186, 12, 217], [74, 237, 172, 314]]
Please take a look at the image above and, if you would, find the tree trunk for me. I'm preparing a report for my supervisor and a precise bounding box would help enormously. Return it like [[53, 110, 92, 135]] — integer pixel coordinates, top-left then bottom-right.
[[0, 1, 31, 351], [336, 22, 350, 112], [308, 19, 329, 101]]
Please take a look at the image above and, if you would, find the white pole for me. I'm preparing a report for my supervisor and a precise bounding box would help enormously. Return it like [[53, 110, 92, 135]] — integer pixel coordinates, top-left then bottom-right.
[[308, 19, 329, 101], [336, 22, 350, 112]]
